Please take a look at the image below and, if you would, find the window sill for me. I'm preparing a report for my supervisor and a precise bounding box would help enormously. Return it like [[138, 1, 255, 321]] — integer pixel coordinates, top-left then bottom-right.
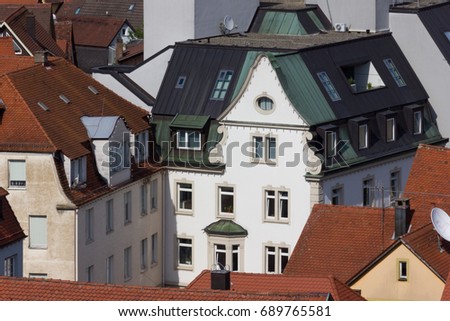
[[263, 218, 290, 224], [175, 210, 194, 216], [217, 213, 235, 219], [8, 186, 27, 191], [177, 264, 193, 271]]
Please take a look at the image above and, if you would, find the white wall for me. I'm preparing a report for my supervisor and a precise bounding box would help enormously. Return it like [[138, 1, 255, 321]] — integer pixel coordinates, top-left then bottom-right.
[[390, 12, 450, 143]]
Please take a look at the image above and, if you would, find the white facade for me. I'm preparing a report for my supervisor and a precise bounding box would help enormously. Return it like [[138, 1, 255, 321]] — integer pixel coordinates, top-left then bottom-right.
[[390, 12, 450, 142], [306, 0, 395, 32], [78, 172, 163, 286], [163, 55, 312, 286]]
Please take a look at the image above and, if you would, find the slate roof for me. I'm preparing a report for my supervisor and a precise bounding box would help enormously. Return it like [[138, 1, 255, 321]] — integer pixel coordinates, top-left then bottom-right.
[[187, 270, 365, 301], [72, 15, 129, 48], [0, 5, 64, 56], [0, 188, 26, 247], [0, 276, 332, 301], [283, 204, 396, 283]]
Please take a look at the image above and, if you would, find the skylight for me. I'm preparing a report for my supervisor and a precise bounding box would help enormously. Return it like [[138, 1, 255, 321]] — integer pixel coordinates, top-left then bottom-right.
[[317, 71, 341, 102], [59, 94, 70, 104], [88, 86, 99, 95], [175, 76, 186, 89], [38, 101, 49, 111], [128, 4, 135, 11], [211, 70, 233, 100], [383, 58, 406, 87]]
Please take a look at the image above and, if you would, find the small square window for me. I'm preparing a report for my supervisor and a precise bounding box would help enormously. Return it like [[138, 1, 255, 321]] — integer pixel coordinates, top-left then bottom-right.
[[175, 76, 186, 89]]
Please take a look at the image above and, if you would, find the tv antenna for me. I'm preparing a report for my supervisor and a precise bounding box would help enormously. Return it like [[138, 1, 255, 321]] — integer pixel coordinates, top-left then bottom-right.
[[431, 207, 450, 242]]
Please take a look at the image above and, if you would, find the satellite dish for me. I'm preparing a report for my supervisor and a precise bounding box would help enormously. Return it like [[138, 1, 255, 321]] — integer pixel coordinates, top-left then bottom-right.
[[431, 207, 450, 241], [223, 15, 235, 32]]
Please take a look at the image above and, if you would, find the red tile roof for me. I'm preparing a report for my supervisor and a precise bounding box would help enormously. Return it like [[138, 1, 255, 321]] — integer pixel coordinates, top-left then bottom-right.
[[187, 270, 365, 301], [72, 15, 128, 48], [0, 277, 331, 301], [283, 204, 396, 283], [0, 188, 26, 247]]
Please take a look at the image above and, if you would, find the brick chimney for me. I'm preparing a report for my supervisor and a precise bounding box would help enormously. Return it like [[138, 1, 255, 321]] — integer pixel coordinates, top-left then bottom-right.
[[34, 51, 49, 66], [394, 198, 411, 239]]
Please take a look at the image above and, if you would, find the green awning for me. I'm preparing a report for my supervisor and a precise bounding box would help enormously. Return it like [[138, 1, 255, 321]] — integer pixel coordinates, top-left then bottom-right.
[[169, 114, 210, 129], [204, 219, 248, 237]]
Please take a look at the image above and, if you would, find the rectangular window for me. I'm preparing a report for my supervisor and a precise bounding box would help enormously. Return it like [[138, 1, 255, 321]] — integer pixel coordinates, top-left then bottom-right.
[[106, 199, 114, 233], [177, 183, 193, 212], [150, 179, 158, 210], [178, 237, 193, 267], [140, 238, 148, 270], [413, 110, 422, 135], [317, 71, 341, 101], [124, 246, 132, 280], [358, 124, 368, 149], [325, 131, 337, 157], [264, 190, 289, 221], [211, 70, 233, 100], [141, 184, 148, 216], [253, 136, 263, 159], [398, 260, 408, 281], [135, 131, 147, 163], [124, 191, 132, 223], [151, 233, 158, 265], [390, 171, 400, 203], [175, 76, 186, 89], [218, 186, 234, 216], [266, 137, 276, 160], [384, 58, 406, 87], [106, 255, 114, 284], [331, 187, 343, 205], [177, 130, 201, 150], [214, 244, 227, 268], [232, 245, 239, 272], [363, 178, 374, 207], [253, 135, 277, 162], [29, 216, 47, 249], [265, 246, 289, 274], [29, 273, 48, 278], [4, 255, 16, 277], [71, 157, 86, 186], [386, 118, 396, 142], [85, 208, 94, 243], [87, 265, 94, 282], [9, 160, 26, 188]]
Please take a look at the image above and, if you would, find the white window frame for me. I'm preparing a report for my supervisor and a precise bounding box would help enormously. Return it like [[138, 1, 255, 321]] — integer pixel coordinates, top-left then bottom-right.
[[263, 188, 289, 222], [151, 233, 158, 265], [207, 236, 244, 272], [106, 199, 114, 233], [214, 244, 227, 269], [358, 124, 368, 149], [124, 191, 132, 224], [177, 237, 193, 270], [413, 110, 423, 135], [140, 238, 148, 270], [140, 183, 148, 216], [390, 170, 401, 204], [106, 255, 114, 284], [70, 156, 87, 186], [217, 185, 235, 217], [398, 259, 408, 281], [134, 131, 148, 163], [124, 246, 132, 281], [176, 130, 201, 150], [386, 118, 396, 142], [252, 134, 277, 163], [264, 245, 289, 274], [325, 131, 337, 158], [176, 182, 193, 214], [8, 160, 26, 189], [29, 215, 47, 249], [150, 179, 158, 211]]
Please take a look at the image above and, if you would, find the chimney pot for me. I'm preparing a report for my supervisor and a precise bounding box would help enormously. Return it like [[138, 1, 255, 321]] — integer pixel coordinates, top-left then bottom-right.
[[394, 198, 411, 239]]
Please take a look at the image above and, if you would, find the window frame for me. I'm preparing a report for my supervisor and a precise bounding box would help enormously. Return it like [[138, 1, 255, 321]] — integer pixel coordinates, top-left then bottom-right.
[[4, 255, 16, 277], [386, 117, 396, 142], [251, 134, 278, 163], [106, 255, 114, 284], [263, 188, 290, 222], [176, 130, 201, 150], [29, 215, 47, 249], [70, 156, 87, 186], [217, 185, 235, 217], [124, 246, 132, 281], [176, 182, 193, 215], [264, 244, 289, 274], [413, 110, 423, 135], [150, 179, 158, 211], [140, 183, 148, 216], [177, 237, 193, 270], [331, 186, 343, 205], [124, 191, 132, 224], [211, 70, 233, 100], [398, 259, 408, 281], [383, 58, 406, 87], [8, 159, 26, 189], [106, 199, 114, 234], [140, 238, 148, 270], [358, 123, 368, 150], [362, 178, 374, 207], [390, 170, 401, 204], [325, 131, 337, 158], [207, 236, 245, 272], [85, 208, 94, 243], [317, 71, 341, 102], [151, 233, 158, 265]]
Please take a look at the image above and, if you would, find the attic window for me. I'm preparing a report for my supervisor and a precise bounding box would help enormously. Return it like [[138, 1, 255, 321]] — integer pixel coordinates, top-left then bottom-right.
[[341, 61, 385, 93], [211, 70, 233, 100], [13, 39, 22, 55], [75, 8, 81, 15], [37, 101, 49, 111], [175, 76, 186, 89], [317, 71, 341, 102], [128, 4, 135, 11], [88, 86, 99, 95], [59, 94, 70, 104], [383, 58, 406, 87]]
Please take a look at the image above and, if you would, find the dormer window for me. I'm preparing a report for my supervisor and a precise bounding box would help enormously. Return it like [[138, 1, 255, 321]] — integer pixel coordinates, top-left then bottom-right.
[[177, 130, 201, 150], [386, 117, 396, 142], [325, 130, 337, 158], [211, 70, 233, 100], [358, 124, 368, 149], [413, 110, 423, 135], [135, 131, 148, 163], [341, 61, 385, 93], [71, 156, 87, 187]]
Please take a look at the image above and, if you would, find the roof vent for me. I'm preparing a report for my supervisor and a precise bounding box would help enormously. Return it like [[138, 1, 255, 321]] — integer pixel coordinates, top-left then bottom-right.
[[37, 101, 49, 111], [88, 85, 99, 95], [59, 94, 70, 104]]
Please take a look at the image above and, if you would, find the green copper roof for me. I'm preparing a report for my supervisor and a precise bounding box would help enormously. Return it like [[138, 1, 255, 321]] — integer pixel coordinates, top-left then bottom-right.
[[269, 53, 337, 125], [169, 114, 210, 129], [232, 51, 260, 101], [258, 11, 307, 35], [204, 219, 248, 237]]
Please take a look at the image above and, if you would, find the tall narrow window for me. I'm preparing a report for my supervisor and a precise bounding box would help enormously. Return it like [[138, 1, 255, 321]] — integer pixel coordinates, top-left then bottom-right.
[[279, 191, 289, 219], [29, 216, 47, 249], [253, 136, 263, 159], [265, 190, 276, 218], [398, 260, 408, 281], [178, 238, 193, 267], [124, 191, 132, 223], [85, 208, 94, 243], [266, 137, 277, 161], [358, 124, 368, 149], [9, 160, 26, 188], [177, 183, 193, 212], [106, 255, 114, 284], [363, 178, 374, 207], [384, 58, 406, 87], [151, 233, 158, 265], [71, 157, 86, 186], [232, 245, 239, 272], [331, 187, 343, 205], [325, 131, 337, 157], [413, 110, 422, 135], [218, 186, 234, 216], [211, 70, 233, 100], [279, 247, 289, 273], [106, 199, 114, 233], [135, 131, 147, 163], [214, 244, 227, 268], [386, 118, 396, 142], [266, 246, 276, 273], [150, 179, 158, 210], [4, 255, 16, 277], [390, 171, 400, 203], [140, 238, 148, 270], [124, 246, 132, 280], [141, 184, 148, 216], [87, 265, 94, 282]]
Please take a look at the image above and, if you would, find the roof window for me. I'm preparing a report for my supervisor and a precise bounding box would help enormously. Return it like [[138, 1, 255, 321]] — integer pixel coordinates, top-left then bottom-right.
[[211, 70, 233, 100], [128, 4, 135, 11], [317, 71, 341, 102], [37, 101, 49, 111], [383, 58, 406, 87], [175, 76, 186, 89], [341, 61, 385, 93], [59, 94, 70, 104], [88, 85, 99, 95]]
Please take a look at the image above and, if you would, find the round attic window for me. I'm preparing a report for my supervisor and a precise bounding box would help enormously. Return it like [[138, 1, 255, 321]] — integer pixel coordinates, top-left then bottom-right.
[[257, 96, 274, 112]]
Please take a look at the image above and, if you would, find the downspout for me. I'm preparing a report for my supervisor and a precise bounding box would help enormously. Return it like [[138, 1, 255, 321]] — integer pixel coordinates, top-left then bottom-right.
[[74, 208, 79, 281], [161, 170, 166, 287]]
